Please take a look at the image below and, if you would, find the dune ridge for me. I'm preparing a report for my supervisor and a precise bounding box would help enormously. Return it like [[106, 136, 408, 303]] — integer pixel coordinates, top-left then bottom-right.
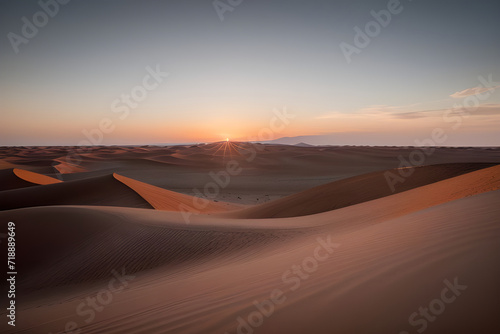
[[0, 174, 153, 211], [228, 163, 497, 218], [0, 168, 61, 191], [13, 168, 62, 185], [0, 170, 241, 213], [113, 173, 241, 213]]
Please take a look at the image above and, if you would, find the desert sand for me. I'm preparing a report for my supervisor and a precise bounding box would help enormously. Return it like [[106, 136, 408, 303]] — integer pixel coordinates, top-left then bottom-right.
[[1, 144, 499, 334]]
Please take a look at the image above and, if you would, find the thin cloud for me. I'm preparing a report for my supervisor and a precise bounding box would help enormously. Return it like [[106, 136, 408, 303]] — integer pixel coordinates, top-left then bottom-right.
[[450, 85, 500, 98], [393, 104, 500, 119], [316, 103, 421, 119], [358, 104, 421, 115], [317, 104, 500, 120]]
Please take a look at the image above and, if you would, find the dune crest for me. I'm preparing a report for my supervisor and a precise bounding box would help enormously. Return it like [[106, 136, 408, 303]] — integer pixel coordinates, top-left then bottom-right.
[[113, 173, 241, 213], [0, 168, 61, 191], [229, 163, 498, 218], [0, 174, 152, 211], [13, 168, 62, 185]]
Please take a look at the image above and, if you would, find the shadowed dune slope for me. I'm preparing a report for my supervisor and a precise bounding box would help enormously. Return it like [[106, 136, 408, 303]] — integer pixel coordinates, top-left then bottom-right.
[[0, 168, 61, 191], [113, 173, 241, 213], [0, 171, 241, 213], [0, 205, 299, 292], [229, 163, 497, 218], [0, 174, 153, 211]]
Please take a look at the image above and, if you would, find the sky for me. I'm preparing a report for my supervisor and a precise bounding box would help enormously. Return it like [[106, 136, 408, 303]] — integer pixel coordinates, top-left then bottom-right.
[[1, 0, 499, 146]]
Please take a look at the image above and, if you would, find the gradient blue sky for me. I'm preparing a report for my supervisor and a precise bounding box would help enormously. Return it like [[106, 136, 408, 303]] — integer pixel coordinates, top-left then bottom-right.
[[1, 0, 499, 145]]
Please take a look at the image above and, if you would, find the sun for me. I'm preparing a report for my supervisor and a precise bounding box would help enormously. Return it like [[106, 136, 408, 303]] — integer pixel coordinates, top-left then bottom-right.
[[226, 138, 229, 142]]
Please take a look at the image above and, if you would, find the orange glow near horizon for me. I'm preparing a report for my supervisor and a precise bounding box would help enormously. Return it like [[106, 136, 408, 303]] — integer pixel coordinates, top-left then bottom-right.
[[9, 106, 500, 146]]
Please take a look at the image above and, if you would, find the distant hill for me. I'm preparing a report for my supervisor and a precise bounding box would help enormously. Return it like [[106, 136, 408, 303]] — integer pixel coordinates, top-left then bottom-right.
[[294, 142, 315, 147]]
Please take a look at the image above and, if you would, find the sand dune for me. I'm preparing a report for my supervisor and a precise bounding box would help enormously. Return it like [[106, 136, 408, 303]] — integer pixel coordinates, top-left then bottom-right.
[[13, 168, 62, 185], [2, 164, 499, 293], [202, 190, 500, 334], [1, 145, 499, 334], [1, 205, 297, 293], [114, 173, 241, 213], [2, 180, 499, 334], [0, 170, 241, 213], [0, 168, 61, 191], [207, 164, 500, 234], [0, 168, 44, 191], [229, 163, 497, 218], [0, 174, 152, 210]]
